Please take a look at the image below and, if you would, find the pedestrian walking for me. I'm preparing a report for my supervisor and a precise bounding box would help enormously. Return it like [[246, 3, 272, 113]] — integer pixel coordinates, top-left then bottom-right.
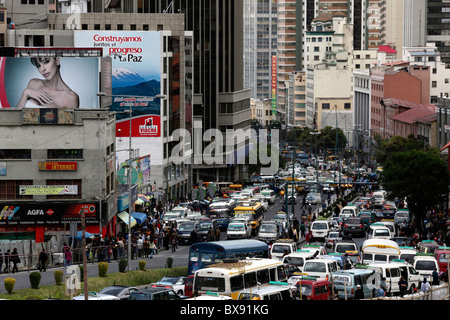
[[4, 249, 10, 273], [63, 242, 72, 268], [398, 276, 407, 297], [149, 239, 156, 258], [38, 248, 48, 272], [171, 234, 177, 253], [0, 249, 3, 273], [10, 248, 20, 274]]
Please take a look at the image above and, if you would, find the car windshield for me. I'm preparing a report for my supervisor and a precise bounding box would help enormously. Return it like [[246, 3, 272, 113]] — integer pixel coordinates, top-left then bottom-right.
[[300, 284, 312, 296], [375, 229, 390, 236], [179, 224, 195, 231], [336, 245, 356, 253], [239, 293, 262, 300], [312, 223, 328, 230], [260, 224, 277, 233], [304, 262, 326, 272], [228, 224, 245, 231], [329, 233, 340, 238], [396, 213, 409, 218], [332, 275, 352, 286], [439, 254, 450, 263], [99, 287, 124, 296], [272, 244, 290, 253], [415, 261, 437, 271], [158, 278, 179, 285], [198, 223, 212, 231], [283, 256, 305, 266]]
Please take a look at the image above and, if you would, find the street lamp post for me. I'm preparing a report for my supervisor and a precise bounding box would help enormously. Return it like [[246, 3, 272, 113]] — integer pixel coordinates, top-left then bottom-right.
[[97, 92, 165, 271]]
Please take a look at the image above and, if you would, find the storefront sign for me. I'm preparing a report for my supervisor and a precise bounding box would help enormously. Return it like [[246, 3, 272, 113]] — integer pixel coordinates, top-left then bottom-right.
[[0, 162, 6, 176], [19, 185, 78, 195], [38, 161, 78, 171], [0, 203, 99, 225]]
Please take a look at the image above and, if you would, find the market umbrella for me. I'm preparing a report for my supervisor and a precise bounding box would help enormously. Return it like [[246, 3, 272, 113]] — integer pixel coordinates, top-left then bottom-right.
[[138, 194, 150, 203], [74, 231, 97, 241]]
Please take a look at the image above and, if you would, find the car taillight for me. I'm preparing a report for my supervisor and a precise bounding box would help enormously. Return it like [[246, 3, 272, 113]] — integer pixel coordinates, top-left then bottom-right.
[[344, 225, 348, 228], [351, 288, 354, 294], [360, 225, 363, 228]]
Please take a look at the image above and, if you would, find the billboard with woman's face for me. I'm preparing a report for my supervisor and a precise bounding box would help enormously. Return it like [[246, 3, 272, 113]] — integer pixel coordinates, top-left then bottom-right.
[[0, 56, 100, 109]]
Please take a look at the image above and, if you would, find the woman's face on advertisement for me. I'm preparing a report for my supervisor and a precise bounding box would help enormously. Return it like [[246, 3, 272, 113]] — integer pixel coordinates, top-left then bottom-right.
[[33, 57, 60, 80]]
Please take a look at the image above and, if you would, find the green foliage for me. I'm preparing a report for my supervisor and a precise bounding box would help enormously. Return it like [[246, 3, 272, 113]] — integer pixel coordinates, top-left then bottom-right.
[[381, 149, 449, 234], [138, 260, 146, 271], [375, 135, 432, 165], [0, 266, 188, 300], [4, 278, 15, 295], [118, 259, 128, 273], [54, 270, 64, 286], [29, 272, 41, 289], [166, 257, 173, 269], [98, 262, 109, 277]]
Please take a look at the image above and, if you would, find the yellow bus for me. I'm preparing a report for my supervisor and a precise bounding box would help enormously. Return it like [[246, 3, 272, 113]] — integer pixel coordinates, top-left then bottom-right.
[[233, 201, 264, 235], [193, 258, 287, 299]]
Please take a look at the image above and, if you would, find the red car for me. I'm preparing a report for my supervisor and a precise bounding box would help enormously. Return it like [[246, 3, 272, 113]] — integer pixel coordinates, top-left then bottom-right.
[[294, 276, 332, 300], [184, 275, 195, 298]]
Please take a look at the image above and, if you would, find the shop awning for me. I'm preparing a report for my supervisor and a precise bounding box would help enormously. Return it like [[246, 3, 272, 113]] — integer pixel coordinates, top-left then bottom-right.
[[131, 212, 147, 225], [138, 194, 150, 203], [117, 211, 137, 227]]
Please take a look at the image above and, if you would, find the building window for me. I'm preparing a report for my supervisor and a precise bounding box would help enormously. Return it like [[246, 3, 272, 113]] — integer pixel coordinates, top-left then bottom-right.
[[0, 149, 31, 160], [322, 103, 330, 110], [432, 81, 437, 88], [0, 180, 33, 200], [48, 149, 83, 159], [344, 103, 351, 109]]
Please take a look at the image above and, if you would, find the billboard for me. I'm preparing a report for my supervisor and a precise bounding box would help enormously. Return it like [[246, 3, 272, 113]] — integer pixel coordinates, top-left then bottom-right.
[[271, 56, 277, 118], [74, 31, 162, 137], [0, 203, 99, 225], [0, 57, 100, 109]]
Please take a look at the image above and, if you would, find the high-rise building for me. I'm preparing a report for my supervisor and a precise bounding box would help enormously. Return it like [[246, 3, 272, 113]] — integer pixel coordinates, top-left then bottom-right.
[[2, 0, 251, 187], [427, 0, 450, 64], [244, 0, 278, 100]]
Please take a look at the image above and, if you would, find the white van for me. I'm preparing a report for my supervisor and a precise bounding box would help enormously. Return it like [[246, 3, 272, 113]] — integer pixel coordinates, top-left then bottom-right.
[[270, 239, 298, 260], [367, 263, 402, 296], [367, 224, 392, 240], [260, 189, 276, 205], [237, 283, 296, 301], [378, 220, 396, 238], [413, 254, 439, 280], [391, 260, 421, 293], [302, 258, 340, 280], [371, 191, 385, 208], [361, 239, 401, 264], [281, 250, 316, 272], [310, 220, 330, 241], [340, 205, 359, 218]]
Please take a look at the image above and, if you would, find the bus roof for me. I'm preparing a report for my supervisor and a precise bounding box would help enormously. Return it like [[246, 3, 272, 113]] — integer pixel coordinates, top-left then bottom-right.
[[361, 239, 401, 255], [189, 239, 269, 252], [197, 258, 282, 275]]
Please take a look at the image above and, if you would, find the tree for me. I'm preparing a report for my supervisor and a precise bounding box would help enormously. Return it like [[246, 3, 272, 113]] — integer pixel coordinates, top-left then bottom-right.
[[380, 149, 449, 235], [375, 134, 430, 165]]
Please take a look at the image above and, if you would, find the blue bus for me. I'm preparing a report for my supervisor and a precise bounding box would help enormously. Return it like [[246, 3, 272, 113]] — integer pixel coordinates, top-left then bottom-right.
[[188, 239, 270, 275]]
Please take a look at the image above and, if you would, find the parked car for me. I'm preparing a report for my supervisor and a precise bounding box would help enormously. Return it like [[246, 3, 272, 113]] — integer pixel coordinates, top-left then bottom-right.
[[73, 292, 120, 300], [150, 277, 188, 296], [97, 285, 138, 300], [129, 287, 186, 300]]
